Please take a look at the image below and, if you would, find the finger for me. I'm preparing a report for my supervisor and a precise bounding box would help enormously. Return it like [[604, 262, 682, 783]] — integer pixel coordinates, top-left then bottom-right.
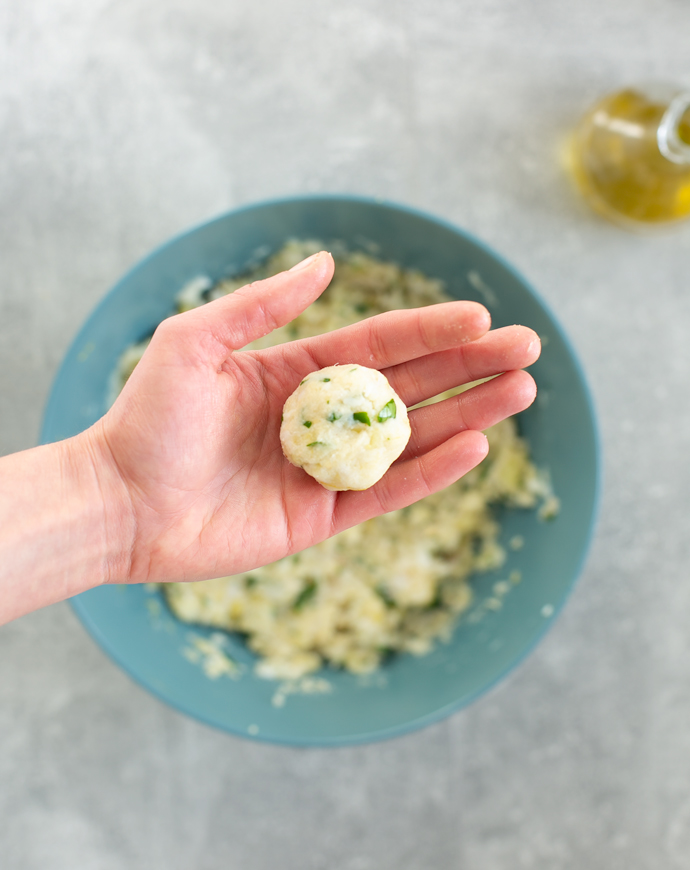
[[331, 429, 489, 534], [160, 252, 335, 364], [400, 370, 537, 461], [300, 300, 491, 372], [386, 325, 541, 407]]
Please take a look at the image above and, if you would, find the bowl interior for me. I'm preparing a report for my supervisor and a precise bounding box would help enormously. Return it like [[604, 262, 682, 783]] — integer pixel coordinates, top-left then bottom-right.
[[41, 196, 599, 746]]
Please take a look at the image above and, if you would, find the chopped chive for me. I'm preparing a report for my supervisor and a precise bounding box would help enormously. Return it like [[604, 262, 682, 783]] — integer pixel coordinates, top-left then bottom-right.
[[353, 411, 371, 426], [303, 420, 312, 428], [299, 379, 307, 386], [293, 579, 317, 610], [375, 585, 396, 608], [327, 412, 341, 422], [354, 303, 369, 314], [307, 441, 326, 447], [426, 589, 443, 610], [245, 575, 258, 589], [322, 377, 331, 382], [350, 367, 358, 372], [377, 399, 396, 422]]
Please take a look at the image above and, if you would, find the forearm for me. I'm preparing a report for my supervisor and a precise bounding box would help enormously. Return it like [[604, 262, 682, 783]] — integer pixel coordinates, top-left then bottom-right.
[[0, 429, 134, 625]]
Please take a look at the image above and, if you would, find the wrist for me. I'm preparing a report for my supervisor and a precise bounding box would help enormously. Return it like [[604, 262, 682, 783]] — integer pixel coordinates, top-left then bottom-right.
[[71, 421, 136, 587], [0, 427, 136, 625]]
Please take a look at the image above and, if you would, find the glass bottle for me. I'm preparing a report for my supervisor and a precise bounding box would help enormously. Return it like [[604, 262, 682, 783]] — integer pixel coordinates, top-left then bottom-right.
[[571, 84, 690, 228]]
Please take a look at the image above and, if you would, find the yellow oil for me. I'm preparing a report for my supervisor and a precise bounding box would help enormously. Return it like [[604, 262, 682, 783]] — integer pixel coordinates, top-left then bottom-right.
[[571, 88, 690, 227]]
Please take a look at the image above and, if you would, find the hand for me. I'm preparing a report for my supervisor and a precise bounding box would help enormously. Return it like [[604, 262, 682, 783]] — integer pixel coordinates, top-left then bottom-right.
[[91, 251, 540, 584]]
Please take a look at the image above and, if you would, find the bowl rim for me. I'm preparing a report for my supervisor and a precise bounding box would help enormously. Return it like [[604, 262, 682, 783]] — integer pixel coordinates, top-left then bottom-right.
[[45, 193, 601, 746]]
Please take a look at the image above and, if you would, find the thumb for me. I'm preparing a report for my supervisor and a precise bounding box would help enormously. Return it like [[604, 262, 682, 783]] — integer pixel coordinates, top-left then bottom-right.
[[176, 251, 334, 361]]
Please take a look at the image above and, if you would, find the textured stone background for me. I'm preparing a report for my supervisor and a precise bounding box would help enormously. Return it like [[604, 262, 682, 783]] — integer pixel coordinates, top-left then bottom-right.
[[2, 2, 690, 868]]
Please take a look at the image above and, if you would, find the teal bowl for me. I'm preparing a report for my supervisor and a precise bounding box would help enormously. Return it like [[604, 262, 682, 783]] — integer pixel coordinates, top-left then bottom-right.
[[41, 195, 600, 746]]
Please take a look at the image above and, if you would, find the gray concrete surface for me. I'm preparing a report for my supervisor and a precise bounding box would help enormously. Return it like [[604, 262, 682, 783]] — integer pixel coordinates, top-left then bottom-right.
[[2, 1, 690, 868]]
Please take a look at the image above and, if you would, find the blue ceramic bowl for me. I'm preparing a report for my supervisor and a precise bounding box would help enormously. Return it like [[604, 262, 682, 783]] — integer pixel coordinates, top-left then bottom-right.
[[41, 195, 599, 746]]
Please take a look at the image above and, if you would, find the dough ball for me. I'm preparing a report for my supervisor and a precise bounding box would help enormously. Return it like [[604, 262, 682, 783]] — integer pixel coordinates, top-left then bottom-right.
[[280, 364, 411, 491]]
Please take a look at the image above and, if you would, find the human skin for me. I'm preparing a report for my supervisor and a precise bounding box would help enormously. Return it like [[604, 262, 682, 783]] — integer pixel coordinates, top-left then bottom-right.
[[0, 252, 540, 625]]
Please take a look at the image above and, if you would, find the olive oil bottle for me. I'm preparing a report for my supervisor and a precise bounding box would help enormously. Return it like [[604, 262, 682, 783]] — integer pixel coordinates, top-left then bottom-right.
[[571, 85, 690, 228]]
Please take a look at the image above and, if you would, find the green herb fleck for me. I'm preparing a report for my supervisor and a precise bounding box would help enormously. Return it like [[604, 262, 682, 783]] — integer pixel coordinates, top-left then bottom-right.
[[350, 367, 358, 372], [299, 379, 307, 386], [327, 412, 341, 422], [303, 420, 312, 428], [375, 586, 397, 609], [426, 588, 443, 610], [245, 575, 258, 589], [293, 579, 317, 611], [377, 399, 396, 422], [322, 377, 331, 382], [307, 441, 326, 447], [354, 303, 369, 314], [353, 411, 371, 426]]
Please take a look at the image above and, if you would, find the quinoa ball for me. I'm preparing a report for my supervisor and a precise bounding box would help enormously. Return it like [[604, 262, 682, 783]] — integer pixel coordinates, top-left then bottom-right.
[[280, 364, 411, 491]]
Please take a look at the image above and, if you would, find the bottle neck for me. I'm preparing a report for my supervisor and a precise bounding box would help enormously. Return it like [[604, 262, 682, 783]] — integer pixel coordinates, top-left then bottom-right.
[[658, 92, 690, 165]]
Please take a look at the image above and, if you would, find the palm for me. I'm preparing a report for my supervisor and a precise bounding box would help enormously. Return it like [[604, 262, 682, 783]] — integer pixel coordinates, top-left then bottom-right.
[[98, 253, 540, 584]]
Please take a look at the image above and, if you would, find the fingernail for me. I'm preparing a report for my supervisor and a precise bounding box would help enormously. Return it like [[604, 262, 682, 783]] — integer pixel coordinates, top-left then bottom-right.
[[528, 335, 542, 358], [289, 252, 323, 271]]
